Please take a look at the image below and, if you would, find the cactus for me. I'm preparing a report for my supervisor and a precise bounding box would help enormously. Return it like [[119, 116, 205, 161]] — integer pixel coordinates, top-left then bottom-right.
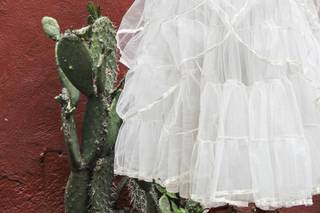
[[41, 3, 129, 213], [42, 2, 203, 213], [41, 16, 60, 41]]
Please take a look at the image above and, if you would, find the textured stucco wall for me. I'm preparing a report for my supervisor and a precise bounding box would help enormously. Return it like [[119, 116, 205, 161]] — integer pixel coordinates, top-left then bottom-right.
[[0, 1, 132, 212], [0, 0, 320, 212]]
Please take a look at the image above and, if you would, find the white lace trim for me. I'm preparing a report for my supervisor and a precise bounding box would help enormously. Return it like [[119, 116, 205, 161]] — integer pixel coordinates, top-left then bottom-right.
[[118, 1, 320, 120], [294, 0, 320, 30], [196, 135, 306, 144], [114, 168, 190, 185], [255, 198, 313, 210], [121, 77, 320, 122], [119, 0, 320, 67], [115, 167, 319, 210]]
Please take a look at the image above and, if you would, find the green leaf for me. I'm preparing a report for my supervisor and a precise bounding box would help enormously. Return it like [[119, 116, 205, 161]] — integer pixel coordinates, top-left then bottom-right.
[[159, 195, 172, 213], [87, 2, 101, 21], [171, 201, 188, 213], [166, 192, 178, 199], [155, 184, 167, 194], [87, 15, 95, 25], [178, 209, 188, 213], [41, 16, 60, 41], [171, 201, 179, 212]]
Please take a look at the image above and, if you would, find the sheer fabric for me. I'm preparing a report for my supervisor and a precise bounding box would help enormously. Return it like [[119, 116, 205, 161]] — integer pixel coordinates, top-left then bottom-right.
[[114, 0, 320, 210]]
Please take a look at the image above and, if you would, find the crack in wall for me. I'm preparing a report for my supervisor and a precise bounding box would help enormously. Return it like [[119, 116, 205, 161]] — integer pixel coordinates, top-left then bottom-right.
[[0, 175, 23, 186]]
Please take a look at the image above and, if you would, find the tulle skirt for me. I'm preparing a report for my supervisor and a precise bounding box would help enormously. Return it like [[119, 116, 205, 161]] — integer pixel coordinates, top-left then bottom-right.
[[113, 0, 320, 210]]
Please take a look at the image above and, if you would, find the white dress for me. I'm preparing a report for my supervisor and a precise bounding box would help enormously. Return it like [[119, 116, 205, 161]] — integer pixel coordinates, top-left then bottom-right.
[[113, 0, 320, 210]]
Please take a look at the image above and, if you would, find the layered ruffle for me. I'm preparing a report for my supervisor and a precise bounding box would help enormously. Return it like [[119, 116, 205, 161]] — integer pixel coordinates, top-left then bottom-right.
[[191, 78, 315, 209], [114, 0, 320, 210]]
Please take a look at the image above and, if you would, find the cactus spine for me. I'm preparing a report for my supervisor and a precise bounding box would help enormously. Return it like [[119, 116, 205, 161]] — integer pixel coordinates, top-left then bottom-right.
[[42, 3, 122, 212], [42, 3, 202, 213]]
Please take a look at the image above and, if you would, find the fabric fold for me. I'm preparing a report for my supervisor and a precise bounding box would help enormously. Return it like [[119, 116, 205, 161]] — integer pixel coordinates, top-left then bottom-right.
[[114, 0, 320, 210]]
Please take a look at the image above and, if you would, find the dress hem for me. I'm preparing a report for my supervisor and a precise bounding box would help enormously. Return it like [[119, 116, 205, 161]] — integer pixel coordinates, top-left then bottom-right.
[[114, 168, 319, 210]]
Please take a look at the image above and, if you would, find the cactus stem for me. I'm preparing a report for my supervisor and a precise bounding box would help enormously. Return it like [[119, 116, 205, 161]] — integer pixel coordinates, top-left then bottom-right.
[[72, 25, 91, 37], [59, 88, 85, 171]]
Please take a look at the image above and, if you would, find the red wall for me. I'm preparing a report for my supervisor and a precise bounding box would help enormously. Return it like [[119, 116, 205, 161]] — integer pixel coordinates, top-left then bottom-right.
[[0, 1, 132, 212], [0, 0, 319, 213]]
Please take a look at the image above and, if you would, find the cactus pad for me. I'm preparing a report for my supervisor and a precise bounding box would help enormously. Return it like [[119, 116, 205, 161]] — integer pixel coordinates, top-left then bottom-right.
[[56, 33, 94, 96], [41, 16, 60, 41]]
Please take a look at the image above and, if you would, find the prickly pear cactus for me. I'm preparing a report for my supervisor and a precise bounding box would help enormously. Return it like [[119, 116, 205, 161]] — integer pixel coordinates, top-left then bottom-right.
[[41, 3, 127, 213], [42, 3, 203, 213]]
